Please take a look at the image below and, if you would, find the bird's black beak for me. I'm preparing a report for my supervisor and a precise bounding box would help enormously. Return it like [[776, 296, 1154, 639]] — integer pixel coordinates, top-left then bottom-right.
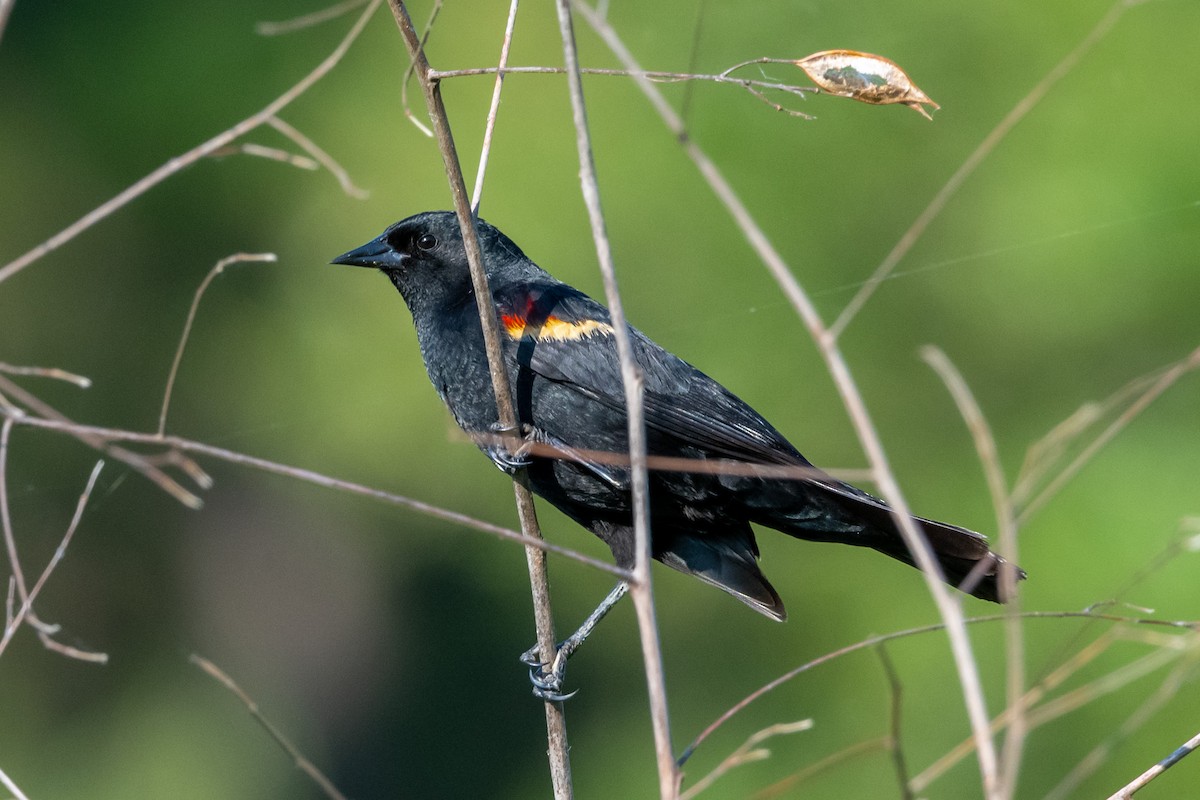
[[331, 235, 404, 270]]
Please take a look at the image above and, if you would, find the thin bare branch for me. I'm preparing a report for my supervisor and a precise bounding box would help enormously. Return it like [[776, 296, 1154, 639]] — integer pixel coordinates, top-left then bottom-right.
[[828, 0, 1154, 338], [390, 6, 576, 794], [1047, 647, 1200, 800], [191, 654, 349, 800], [0, 0, 14, 48], [1017, 344, 1200, 524], [921, 346, 1025, 797], [0, 460, 106, 661], [472, 431, 873, 484], [912, 629, 1195, 791], [0, 0, 382, 286], [430, 64, 816, 115], [398, 0, 441, 138], [0, 417, 26, 602], [680, 719, 812, 800], [1107, 728, 1200, 800], [875, 645, 916, 800], [159, 253, 277, 437], [0, 763, 31, 800], [574, 3, 1000, 794], [256, 0, 369, 36], [209, 142, 321, 170], [3, 410, 632, 582], [266, 115, 369, 198], [0, 372, 204, 508], [554, 5, 675, 796], [751, 737, 890, 799], [0, 363, 92, 388], [680, 609, 1198, 769], [470, 0, 520, 212]]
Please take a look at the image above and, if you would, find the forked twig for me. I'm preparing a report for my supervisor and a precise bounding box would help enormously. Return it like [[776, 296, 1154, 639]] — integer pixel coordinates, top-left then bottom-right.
[[679, 719, 813, 799], [1017, 344, 1200, 525], [0, 458, 106, 662], [0, 374, 205, 508], [0, 0, 382, 286]]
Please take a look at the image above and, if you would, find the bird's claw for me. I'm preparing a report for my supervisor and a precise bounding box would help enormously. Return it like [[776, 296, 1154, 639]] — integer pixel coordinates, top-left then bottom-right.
[[527, 663, 578, 702], [520, 642, 578, 701], [486, 423, 535, 473]]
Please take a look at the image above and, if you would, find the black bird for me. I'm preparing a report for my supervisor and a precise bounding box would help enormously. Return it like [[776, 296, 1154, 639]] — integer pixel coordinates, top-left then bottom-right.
[[333, 211, 1022, 697]]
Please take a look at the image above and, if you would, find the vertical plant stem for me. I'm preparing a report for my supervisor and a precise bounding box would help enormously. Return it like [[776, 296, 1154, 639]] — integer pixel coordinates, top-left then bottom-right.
[[573, 2, 999, 795], [387, 3, 572, 796], [922, 347, 1025, 798], [470, 0, 520, 212], [553, 3, 676, 796]]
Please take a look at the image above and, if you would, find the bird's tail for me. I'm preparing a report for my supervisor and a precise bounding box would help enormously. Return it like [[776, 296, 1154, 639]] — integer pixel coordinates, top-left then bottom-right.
[[764, 482, 1024, 603], [865, 514, 1023, 603]]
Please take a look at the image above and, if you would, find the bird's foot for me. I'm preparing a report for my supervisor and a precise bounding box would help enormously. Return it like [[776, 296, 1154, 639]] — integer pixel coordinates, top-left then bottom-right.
[[519, 641, 578, 702], [486, 422, 534, 473]]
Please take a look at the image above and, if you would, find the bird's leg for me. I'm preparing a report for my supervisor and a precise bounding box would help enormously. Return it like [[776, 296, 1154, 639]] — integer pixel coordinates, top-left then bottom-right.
[[484, 421, 534, 474], [520, 581, 629, 701]]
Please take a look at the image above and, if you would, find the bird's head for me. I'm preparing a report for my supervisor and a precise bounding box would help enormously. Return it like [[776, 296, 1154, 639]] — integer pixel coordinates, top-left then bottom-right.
[[331, 211, 530, 312]]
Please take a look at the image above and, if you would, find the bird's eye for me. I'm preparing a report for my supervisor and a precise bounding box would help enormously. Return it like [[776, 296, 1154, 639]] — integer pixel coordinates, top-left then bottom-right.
[[416, 233, 438, 251]]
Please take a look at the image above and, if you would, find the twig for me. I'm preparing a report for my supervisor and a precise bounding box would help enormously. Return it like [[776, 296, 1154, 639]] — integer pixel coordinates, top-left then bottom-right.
[[1107, 728, 1200, 800], [158, 253, 278, 437], [1046, 645, 1200, 800], [0, 363, 92, 388], [876, 645, 916, 800], [266, 115, 369, 198], [679, 609, 1198, 768], [0, 0, 382, 286], [471, 432, 873, 484], [751, 737, 890, 799], [256, 0, 369, 36], [554, 4, 675, 797], [0, 763, 30, 800], [911, 630, 1194, 791], [0, 374, 205, 508], [922, 346, 1025, 797], [470, 0, 520, 212], [209, 142, 320, 170], [679, 719, 813, 800], [1017, 343, 1200, 525], [0, 0, 14, 49], [429, 64, 816, 114], [398, 0, 440, 137], [190, 654, 349, 800], [828, 0, 1154, 339], [0, 459, 106, 661], [3, 411, 632, 581], [573, 2, 1001, 794], [385, 5, 573, 796]]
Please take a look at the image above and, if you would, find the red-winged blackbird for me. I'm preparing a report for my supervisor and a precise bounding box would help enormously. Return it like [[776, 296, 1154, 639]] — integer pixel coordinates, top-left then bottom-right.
[[333, 212, 1022, 694]]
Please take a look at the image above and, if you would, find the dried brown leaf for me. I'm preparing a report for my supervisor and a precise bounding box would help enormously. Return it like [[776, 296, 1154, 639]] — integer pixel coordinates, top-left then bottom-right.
[[795, 50, 940, 119]]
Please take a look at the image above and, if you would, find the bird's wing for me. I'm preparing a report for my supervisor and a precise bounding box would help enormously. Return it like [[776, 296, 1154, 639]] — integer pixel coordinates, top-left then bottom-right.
[[495, 281, 811, 469]]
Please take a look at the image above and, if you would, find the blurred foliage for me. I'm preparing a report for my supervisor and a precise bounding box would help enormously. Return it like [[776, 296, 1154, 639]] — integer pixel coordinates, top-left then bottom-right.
[[2, 0, 1199, 798]]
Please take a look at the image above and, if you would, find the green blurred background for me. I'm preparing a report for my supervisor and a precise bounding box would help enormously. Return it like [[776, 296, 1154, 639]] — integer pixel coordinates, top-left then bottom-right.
[[2, 0, 1198, 797]]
